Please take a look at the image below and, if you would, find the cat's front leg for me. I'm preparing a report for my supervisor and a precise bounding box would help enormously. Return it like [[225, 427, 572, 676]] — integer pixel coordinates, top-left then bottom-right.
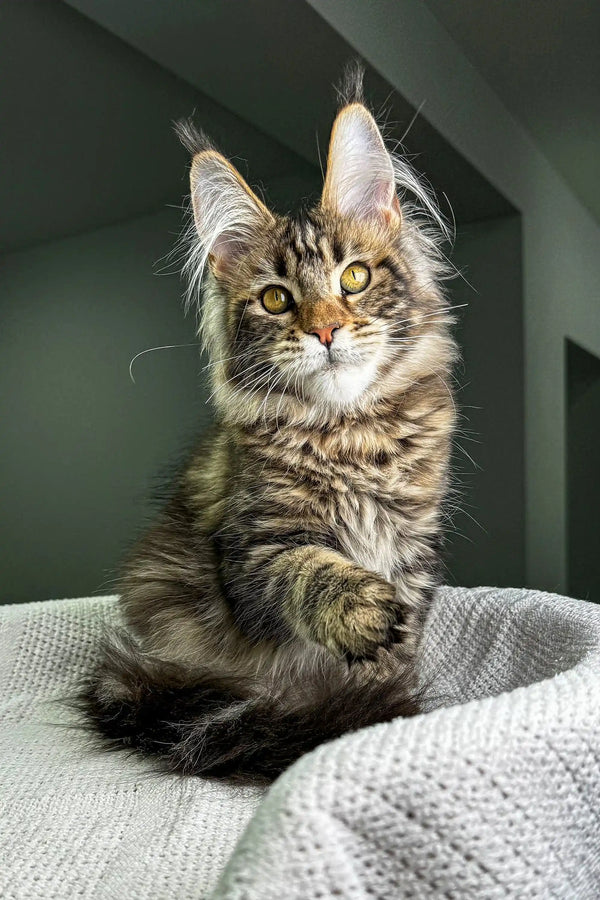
[[233, 544, 402, 660], [281, 546, 401, 660]]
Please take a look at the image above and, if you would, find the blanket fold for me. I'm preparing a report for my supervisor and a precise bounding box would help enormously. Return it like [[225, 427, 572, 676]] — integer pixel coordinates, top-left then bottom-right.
[[214, 587, 600, 899], [1, 586, 599, 899]]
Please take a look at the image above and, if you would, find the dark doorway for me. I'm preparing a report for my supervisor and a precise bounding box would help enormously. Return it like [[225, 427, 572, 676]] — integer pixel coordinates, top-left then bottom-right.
[[444, 215, 525, 589], [567, 339, 600, 603]]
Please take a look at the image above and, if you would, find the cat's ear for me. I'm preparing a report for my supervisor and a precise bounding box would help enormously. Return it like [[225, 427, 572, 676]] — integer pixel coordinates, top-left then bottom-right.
[[321, 104, 401, 225], [189, 150, 274, 277]]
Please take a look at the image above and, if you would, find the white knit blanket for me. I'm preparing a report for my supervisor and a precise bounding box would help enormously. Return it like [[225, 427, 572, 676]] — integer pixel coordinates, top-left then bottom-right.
[[2, 587, 600, 899]]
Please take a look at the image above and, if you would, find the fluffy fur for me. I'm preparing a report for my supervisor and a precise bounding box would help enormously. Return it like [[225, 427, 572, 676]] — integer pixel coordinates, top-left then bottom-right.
[[82, 73, 458, 779]]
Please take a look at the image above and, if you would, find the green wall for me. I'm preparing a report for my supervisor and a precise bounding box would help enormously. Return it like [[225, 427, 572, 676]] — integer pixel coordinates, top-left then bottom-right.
[[0, 211, 207, 603]]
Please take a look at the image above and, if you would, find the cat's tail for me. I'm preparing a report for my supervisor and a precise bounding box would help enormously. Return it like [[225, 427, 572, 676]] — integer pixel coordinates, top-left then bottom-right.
[[79, 631, 421, 780]]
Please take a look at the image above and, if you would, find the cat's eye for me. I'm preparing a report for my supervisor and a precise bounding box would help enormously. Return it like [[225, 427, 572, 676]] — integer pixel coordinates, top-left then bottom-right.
[[261, 286, 293, 314], [340, 263, 371, 295]]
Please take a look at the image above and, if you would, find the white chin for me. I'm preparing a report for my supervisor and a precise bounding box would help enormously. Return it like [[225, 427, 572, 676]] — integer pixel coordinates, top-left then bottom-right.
[[304, 359, 377, 410]]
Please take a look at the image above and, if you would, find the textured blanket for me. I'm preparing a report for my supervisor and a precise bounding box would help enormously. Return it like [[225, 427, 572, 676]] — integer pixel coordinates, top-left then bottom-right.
[[2, 587, 600, 899]]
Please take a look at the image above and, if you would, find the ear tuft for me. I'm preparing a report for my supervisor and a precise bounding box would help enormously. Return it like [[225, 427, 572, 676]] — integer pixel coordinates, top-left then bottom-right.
[[174, 118, 215, 157], [321, 103, 400, 226], [335, 60, 365, 107]]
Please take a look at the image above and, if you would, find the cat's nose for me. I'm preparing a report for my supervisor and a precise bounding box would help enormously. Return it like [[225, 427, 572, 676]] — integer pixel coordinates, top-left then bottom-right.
[[309, 323, 340, 346]]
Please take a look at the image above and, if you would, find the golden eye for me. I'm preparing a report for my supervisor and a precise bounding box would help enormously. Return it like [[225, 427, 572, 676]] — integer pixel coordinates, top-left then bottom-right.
[[340, 263, 371, 295], [261, 286, 293, 314]]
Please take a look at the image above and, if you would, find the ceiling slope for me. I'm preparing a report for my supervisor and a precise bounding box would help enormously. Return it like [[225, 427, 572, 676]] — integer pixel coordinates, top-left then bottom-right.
[[425, 0, 600, 223], [64, 0, 513, 224]]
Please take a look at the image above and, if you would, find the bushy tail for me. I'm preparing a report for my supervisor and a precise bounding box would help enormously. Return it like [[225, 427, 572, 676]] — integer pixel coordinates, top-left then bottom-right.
[[80, 633, 421, 780]]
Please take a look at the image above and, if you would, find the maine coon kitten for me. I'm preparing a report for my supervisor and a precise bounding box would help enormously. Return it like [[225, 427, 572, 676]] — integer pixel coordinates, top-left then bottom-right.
[[83, 77, 457, 779]]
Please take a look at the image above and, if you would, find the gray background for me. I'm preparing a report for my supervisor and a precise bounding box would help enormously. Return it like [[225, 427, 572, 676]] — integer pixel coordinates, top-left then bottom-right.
[[1, 0, 597, 603]]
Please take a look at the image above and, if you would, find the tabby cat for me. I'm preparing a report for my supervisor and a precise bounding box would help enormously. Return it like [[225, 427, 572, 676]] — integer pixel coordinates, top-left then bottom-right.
[[83, 75, 457, 779]]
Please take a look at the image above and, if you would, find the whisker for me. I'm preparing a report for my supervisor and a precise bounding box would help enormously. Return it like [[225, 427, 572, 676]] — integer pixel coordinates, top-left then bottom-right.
[[129, 342, 200, 384], [392, 303, 468, 331]]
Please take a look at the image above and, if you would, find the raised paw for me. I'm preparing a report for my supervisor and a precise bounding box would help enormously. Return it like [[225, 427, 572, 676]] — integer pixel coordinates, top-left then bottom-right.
[[317, 573, 403, 661]]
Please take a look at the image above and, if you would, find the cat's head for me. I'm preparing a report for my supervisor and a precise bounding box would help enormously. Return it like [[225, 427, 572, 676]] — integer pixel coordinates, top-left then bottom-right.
[[179, 91, 456, 425]]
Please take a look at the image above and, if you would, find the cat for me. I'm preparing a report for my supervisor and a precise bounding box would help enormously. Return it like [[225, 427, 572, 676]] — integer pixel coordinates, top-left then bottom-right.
[[82, 72, 457, 780]]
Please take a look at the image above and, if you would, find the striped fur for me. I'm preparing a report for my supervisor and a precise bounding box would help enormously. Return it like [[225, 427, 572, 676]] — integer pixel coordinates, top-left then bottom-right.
[[83, 80, 458, 779]]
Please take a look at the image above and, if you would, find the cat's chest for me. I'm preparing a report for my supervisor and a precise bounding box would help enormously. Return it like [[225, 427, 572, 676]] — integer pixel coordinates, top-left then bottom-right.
[[333, 488, 404, 583]]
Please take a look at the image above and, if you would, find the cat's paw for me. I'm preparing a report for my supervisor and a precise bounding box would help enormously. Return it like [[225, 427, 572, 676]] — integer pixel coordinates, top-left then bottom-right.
[[319, 574, 401, 661]]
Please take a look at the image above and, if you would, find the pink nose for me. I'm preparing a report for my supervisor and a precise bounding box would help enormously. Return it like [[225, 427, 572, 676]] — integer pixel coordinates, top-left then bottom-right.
[[310, 323, 339, 346]]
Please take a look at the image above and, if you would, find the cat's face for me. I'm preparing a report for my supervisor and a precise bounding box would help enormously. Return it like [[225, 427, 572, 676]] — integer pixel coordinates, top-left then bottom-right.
[[212, 209, 418, 412], [187, 104, 452, 422]]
